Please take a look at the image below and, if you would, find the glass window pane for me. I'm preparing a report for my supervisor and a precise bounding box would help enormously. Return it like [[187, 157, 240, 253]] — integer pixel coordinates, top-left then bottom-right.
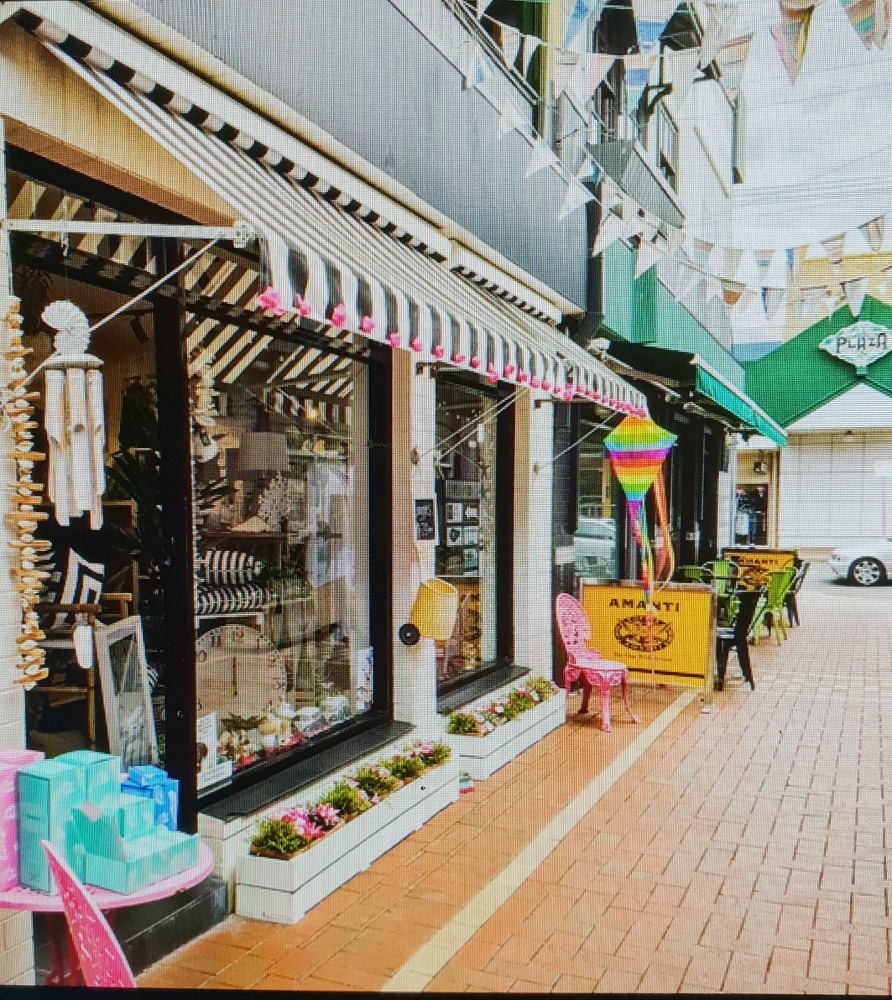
[[434, 380, 498, 685], [190, 331, 370, 791], [575, 415, 619, 582]]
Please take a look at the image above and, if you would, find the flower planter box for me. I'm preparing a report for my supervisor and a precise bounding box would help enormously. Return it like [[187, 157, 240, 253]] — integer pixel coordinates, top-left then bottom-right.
[[447, 689, 567, 781], [234, 757, 459, 923]]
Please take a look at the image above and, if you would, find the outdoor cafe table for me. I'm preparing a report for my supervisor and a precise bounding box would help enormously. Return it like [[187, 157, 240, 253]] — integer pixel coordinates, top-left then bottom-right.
[[0, 841, 215, 986]]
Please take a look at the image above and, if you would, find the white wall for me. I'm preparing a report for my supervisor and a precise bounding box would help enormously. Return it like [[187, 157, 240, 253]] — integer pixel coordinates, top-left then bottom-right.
[[778, 430, 892, 549]]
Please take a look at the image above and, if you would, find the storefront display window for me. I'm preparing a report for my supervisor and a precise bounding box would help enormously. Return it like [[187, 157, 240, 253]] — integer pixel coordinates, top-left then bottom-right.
[[574, 413, 619, 582], [434, 380, 498, 684], [190, 335, 371, 789]]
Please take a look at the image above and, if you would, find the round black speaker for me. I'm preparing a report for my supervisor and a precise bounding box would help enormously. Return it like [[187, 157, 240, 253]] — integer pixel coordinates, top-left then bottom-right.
[[398, 622, 421, 646]]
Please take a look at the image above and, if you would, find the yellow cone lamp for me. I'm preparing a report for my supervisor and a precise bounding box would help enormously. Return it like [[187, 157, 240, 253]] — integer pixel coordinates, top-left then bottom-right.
[[399, 578, 459, 645]]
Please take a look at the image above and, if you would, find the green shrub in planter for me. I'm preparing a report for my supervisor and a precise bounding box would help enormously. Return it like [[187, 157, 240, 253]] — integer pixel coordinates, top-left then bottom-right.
[[388, 753, 426, 780], [416, 742, 451, 767], [318, 781, 372, 818], [250, 818, 311, 859], [445, 711, 479, 735], [354, 765, 401, 798]]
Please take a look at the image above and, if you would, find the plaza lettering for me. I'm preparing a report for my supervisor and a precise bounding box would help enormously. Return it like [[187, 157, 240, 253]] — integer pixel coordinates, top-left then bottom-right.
[[608, 598, 681, 613], [834, 331, 887, 353]]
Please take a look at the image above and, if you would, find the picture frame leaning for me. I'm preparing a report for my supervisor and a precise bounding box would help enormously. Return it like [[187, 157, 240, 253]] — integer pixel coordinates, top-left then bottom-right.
[[93, 615, 159, 769]]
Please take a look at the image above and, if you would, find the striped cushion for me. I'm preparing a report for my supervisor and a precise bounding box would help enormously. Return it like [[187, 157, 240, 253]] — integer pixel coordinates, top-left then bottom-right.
[[195, 583, 271, 617], [200, 550, 263, 585]]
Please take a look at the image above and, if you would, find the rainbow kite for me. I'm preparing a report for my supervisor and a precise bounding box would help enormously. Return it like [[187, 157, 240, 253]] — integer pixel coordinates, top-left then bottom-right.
[[604, 415, 677, 604]]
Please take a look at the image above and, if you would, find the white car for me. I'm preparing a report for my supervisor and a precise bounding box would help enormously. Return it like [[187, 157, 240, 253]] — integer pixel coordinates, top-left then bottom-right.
[[828, 540, 892, 586], [574, 517, 617, 577]]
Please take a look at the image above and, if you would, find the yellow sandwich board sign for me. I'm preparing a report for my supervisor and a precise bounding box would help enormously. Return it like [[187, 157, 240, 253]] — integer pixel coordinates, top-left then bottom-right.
[[722, 548, 797, 588], [578, 581, 715, 692]]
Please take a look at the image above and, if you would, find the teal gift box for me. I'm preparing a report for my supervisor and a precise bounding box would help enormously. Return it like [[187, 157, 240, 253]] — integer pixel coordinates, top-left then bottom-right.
[[17, 760, 84, 893], [82, 828, 200, 894], [120, 776, 178, 831], [57, 751, 121, 811], [126, 765, 166, 788], [118, 794, 155, 840]]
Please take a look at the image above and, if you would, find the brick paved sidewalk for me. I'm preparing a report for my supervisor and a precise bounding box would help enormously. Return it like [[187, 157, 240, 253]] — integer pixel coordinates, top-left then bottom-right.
[[139, 566, 892, 993]]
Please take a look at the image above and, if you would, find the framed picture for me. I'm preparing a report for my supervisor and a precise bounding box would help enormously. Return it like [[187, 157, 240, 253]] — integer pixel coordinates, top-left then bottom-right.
[[463, 547, 479, 573], [463, 525, 479, 546], [445, 502, 463, 524], [93, 615, 159, 770], [414, 498, 437, 542], [463, 504, 479, 524]]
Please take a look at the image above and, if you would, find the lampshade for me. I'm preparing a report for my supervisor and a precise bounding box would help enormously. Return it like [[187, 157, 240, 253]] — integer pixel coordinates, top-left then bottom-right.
[[408, 578, 459, 642], [235, 432, 289, 475]]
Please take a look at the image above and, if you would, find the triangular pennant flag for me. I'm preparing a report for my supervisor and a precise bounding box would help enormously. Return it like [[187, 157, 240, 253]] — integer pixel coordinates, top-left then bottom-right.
[[560, 179, 595, 219], [667, 227, 685, 253], [553, 50, 581, 98], [666, 49, 698, 108], [635, 237, 664, 278], [687, 237, 714, 266], [498, 99, 528, 138], [877, 0, 892, 46], [495, 23, 522, 68], [771, 5, 814, 83], [843, 276, 870, 317], [733, 288, 757, 313], [715, 33, 753, 101], [520, 34, 541, 78], [823, 285, 843, 317], [798, 286, 825, 321], [564, 0, 607, 47], [700, 2, 735, 66], [623, 203, 646, 238], [604, 180, 625, 215], [720, 279, 745, 306], [761, 287, 786, 320], [464, 45, 497, 89], [576, 153, 601, 183], [525, 138, 560, 178], [859, 215, 885, 252], [579, 52, 616, 96], [707, 243, 726, 276], [673, 265, 699, 302], [839, 0, 877, 48], [591, 213, 627, 256], [821, 234, 846, 270], [786, 245, 805, 282], [754, 248, 775, 279], [723, 247, 743, 279], [706, 277, 725, 304]]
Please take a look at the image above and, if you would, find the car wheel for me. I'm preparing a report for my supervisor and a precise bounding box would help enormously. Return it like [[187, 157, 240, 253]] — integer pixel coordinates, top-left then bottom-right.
[[849, 557, 886, 587]]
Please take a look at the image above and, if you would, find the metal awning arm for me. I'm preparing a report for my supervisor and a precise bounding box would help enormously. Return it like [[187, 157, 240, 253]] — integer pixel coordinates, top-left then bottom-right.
[[3, 219, 255, 247]]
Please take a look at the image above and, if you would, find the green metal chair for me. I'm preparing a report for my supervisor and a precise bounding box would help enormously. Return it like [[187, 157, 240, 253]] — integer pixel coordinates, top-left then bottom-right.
[[750, 565, 797, 645], [677, 565, 704, 583], [701, 559, 740, 598]]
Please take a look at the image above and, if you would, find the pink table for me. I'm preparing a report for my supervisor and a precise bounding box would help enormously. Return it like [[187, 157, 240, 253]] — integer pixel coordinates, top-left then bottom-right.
[[0, 842, 215, 985]]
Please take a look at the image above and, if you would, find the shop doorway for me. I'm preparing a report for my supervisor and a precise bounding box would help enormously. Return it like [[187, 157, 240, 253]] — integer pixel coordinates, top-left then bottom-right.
[[735, 486, 769, 545]]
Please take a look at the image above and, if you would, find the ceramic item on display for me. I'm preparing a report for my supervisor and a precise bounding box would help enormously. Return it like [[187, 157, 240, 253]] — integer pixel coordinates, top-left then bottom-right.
[[296, 706, 322, 727], [72, 622, 94, 670], [322, 694, 349, 723], [275, 698, 297, 720]]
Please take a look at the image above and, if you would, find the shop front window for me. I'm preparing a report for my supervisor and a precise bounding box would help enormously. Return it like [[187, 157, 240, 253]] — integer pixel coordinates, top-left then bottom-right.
[[434, 380, 498, 686], [190, 335, 371, 790], [575, 413, 619, 582]]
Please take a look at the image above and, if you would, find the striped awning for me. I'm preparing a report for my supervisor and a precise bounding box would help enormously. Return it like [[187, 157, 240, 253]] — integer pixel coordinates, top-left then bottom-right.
[[28, 20, 646, 415]]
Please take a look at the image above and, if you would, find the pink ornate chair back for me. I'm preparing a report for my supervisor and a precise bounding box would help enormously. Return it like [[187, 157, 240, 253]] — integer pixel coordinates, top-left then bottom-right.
[[555, 592, 598, 664], [41, 840, 136, 988]]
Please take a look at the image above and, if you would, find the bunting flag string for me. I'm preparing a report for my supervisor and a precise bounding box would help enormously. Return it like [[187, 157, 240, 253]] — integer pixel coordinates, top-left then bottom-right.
[[821, 234, 846, 272], [560, 179, 595, 220], [525, 138, 560, 178], [772, 3, 815, 83], [714, 33, 753, 101], [839, 0, 878, 48], [859, 216, 885, 252], [842, 275, 870, 316]]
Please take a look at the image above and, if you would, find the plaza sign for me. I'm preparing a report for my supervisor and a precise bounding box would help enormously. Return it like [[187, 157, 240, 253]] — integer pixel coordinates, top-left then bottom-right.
[[819, 321, 892, 374]]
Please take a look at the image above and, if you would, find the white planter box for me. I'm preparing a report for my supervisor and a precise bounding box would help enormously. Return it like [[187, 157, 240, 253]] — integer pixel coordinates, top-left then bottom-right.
[[447, 689, 567, 781], [235, 757, 459, 923]]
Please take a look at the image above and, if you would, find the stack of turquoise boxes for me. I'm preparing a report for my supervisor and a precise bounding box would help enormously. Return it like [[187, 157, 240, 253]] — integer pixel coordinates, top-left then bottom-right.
[[17, 750, 198, 895]]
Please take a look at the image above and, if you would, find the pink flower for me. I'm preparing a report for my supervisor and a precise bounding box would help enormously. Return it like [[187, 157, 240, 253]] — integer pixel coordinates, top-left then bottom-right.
[[371, 794, 380, 805], [433, 344, 446, 359], [387, 331, 401, 347], [531, 377, 542, 389], [255, 286, 286, 316], [294, 294, 313, 318], [503, 364, 516, 378], [360, 315, 375, 333], [410, 337, 423, 352], [452, 353, 467, 364], [414, 741, 435, 756], [357, 788, 370, 801], [345, 777, 359, 789], [542, 380, 551, 391], [518, 372, 529, 384], [469, 355, 481, 369], [330, 303, 347, 327], [311, 803, 340, 827]]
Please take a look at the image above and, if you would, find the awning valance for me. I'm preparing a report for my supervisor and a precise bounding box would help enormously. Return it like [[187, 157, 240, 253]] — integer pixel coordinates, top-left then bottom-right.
[[693, 362, 786, 447], [26, 20, 646, 415]]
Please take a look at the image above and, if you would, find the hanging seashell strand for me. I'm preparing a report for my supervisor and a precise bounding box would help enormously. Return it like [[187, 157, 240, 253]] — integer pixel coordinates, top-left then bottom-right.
[[3, 296, 51, 690]]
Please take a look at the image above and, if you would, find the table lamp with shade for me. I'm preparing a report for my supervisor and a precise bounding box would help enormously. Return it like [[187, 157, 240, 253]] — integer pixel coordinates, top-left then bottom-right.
[[234, 431, 289, 528]]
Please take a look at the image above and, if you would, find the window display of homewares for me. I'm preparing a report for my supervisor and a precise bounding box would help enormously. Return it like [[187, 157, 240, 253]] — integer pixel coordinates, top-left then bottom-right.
[[236, 741, 456, 923], [3, 295, 52, 690], [444, 677, 567, 782], [7, 749, 193, 896], [190, 333, 372, 789]]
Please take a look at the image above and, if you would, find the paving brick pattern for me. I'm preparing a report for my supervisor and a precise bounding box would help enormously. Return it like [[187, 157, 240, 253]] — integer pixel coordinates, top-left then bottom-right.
[[139, 567, 892, 993]]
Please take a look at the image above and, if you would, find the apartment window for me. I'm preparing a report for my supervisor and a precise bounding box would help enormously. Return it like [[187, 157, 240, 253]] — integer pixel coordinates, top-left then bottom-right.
[[655, 103, 678, 189]]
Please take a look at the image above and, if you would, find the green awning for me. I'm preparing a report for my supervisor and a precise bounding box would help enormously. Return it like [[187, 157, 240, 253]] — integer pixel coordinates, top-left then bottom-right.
[[694, 365, 787, 447]]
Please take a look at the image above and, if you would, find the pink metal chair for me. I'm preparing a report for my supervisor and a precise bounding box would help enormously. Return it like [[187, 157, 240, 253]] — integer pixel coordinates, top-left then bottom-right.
[[555, 593, 639, 733], [41, 840, 136, 989]]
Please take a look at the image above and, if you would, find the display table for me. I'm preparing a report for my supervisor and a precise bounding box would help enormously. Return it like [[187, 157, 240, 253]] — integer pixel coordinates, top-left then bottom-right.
[[0, 842, 214, 985]]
